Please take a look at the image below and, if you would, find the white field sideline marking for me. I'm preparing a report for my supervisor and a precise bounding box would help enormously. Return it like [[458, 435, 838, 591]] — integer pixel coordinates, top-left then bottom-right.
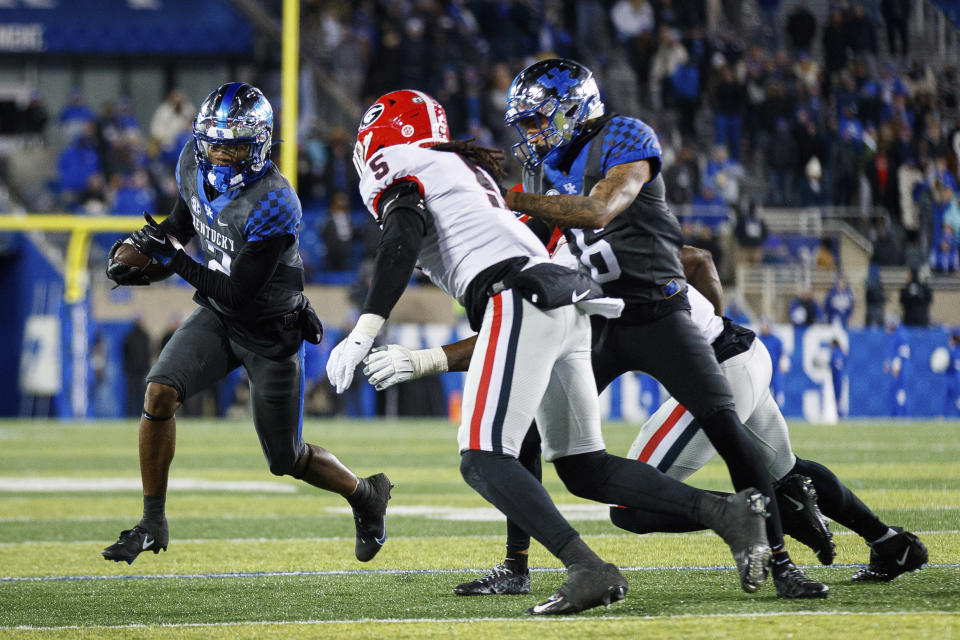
[[0, 478, 297, 493], [3, 610, 959, 631], [2, 503, 958, 525], [11, 503, 951, 523], [4, 563, 959, 583]]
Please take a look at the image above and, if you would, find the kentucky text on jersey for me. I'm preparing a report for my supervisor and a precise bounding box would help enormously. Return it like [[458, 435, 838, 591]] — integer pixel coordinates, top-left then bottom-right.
[[190, 215, 235, 253]]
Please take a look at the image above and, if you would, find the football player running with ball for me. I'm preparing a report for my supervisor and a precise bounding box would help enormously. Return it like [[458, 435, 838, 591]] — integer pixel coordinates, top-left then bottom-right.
[[327, 90, 773, 615], [102, 82, 392, 566]]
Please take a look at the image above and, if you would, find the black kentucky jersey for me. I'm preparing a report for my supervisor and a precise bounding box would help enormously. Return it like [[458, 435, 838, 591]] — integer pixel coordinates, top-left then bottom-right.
[[175, 143, 305, 322], [522, 114, 686, 307]]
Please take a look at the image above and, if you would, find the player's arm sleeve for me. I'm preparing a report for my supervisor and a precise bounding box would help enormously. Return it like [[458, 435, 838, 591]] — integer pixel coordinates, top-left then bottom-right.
[[156, 196, 196, 244], [362, 181, 428, 318], [169, 235, 290, 307]]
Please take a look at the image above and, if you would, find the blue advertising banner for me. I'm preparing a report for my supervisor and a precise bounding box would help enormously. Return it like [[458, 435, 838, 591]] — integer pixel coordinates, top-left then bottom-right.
[[364, 321, 960, 424], [0, 0, 252, 55]]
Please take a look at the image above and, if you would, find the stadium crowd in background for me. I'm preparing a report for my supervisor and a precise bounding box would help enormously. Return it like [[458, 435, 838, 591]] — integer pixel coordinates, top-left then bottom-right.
[[6, 1, 959, 288]]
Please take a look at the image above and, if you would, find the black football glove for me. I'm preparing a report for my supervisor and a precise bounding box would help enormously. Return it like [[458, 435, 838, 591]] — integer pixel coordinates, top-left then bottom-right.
[[129, 212, 177, 266], [299, 299, 324, 344], [105, 239, 151, 287]]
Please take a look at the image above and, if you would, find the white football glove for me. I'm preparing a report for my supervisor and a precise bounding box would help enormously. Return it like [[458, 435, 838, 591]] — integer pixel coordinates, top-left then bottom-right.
[[363, 345, 414, 390], [326, 314, 384, 393], [362, 344, 449, 391]]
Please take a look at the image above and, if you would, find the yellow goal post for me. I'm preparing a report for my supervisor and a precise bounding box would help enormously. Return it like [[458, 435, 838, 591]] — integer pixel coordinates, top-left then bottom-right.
[[0, 214, 156, 303]]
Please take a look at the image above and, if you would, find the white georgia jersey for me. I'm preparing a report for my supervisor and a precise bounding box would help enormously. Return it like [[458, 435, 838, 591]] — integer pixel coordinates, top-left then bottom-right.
[[550, 240, 577, 269], [688, 285, 725, 344], [359, 143, 548, 302]]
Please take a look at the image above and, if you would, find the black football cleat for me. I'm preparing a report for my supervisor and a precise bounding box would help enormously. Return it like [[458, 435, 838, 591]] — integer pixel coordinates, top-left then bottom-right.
[[352, 473, 393, 562], [851, 527, 928, 582], [775, 474, 835, 565], [526, 563, 627, 615], [712, 488, 772, 593], [101, 520, 168, 565], [773, 561, 830, 598], [455, 561, 531, 595]]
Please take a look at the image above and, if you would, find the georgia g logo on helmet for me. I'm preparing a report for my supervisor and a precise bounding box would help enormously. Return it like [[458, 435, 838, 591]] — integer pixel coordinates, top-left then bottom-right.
[[352, 90, 450, 178], [361, 103, 384, 128]]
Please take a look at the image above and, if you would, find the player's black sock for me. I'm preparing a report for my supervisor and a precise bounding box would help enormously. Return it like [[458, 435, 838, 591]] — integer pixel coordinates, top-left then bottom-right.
[[770, 549, 794, 578], [346, 476, 372, 509], [553, 450, 708, 522], [140, 494, 165, 528], [505, 548, 529, 573], [505, 425, 541, 552], [789, 457, 889, 541], [460, 450, 578, 557], [698, 408, 785, 548]]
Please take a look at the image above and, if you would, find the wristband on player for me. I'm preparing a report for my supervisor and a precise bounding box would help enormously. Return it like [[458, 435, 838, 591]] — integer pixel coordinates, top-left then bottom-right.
[[409, 346, 449, 377], [354, 313, 385, 338]]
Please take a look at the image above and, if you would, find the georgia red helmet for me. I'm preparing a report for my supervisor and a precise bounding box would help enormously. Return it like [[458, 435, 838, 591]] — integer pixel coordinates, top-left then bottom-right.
[[353, 89, 450, 177]]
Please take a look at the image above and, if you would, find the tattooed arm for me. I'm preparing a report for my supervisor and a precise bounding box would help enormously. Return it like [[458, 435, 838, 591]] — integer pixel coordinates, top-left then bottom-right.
[[680, 245, 724, 315], [504, 159, 652, 229]]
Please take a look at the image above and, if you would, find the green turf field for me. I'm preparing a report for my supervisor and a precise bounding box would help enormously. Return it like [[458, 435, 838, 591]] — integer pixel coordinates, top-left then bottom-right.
[[1, 418, 958, 639]]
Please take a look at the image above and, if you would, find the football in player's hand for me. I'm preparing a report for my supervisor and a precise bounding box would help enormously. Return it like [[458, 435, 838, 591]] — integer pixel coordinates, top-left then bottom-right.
[[114, 239, 175, 282], [114, 239, 151, 269]]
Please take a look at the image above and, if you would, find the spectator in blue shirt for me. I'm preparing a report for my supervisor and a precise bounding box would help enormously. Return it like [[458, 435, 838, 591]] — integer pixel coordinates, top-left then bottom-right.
[[929, 229, 959, 274], [825, 274, 856, 327], [57, 122, 101, 207], [830, 338, 847, 417], [946, 332, 960, 417], [884, 313, 910, 416], [59, 87, 96, 142], [109, 170, 155, 216]]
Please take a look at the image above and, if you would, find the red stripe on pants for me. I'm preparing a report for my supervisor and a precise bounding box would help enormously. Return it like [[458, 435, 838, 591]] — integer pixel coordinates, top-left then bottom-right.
[[469, 294, 503, 449], [637, 404, 688, 462]]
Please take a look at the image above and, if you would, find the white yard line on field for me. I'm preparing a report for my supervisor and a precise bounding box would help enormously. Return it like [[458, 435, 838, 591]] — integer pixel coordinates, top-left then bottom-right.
[[0, 477, 298, 493], [2, 529, 959, 548], [2, 503, 959, 524], [3, 610, 959, 631], [3, 563, 960, 583]]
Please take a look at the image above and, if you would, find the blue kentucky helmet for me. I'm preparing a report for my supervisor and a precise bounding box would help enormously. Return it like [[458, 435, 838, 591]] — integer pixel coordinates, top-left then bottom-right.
[[193, 82, 273, 192], [504, 58, 604, 171]]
